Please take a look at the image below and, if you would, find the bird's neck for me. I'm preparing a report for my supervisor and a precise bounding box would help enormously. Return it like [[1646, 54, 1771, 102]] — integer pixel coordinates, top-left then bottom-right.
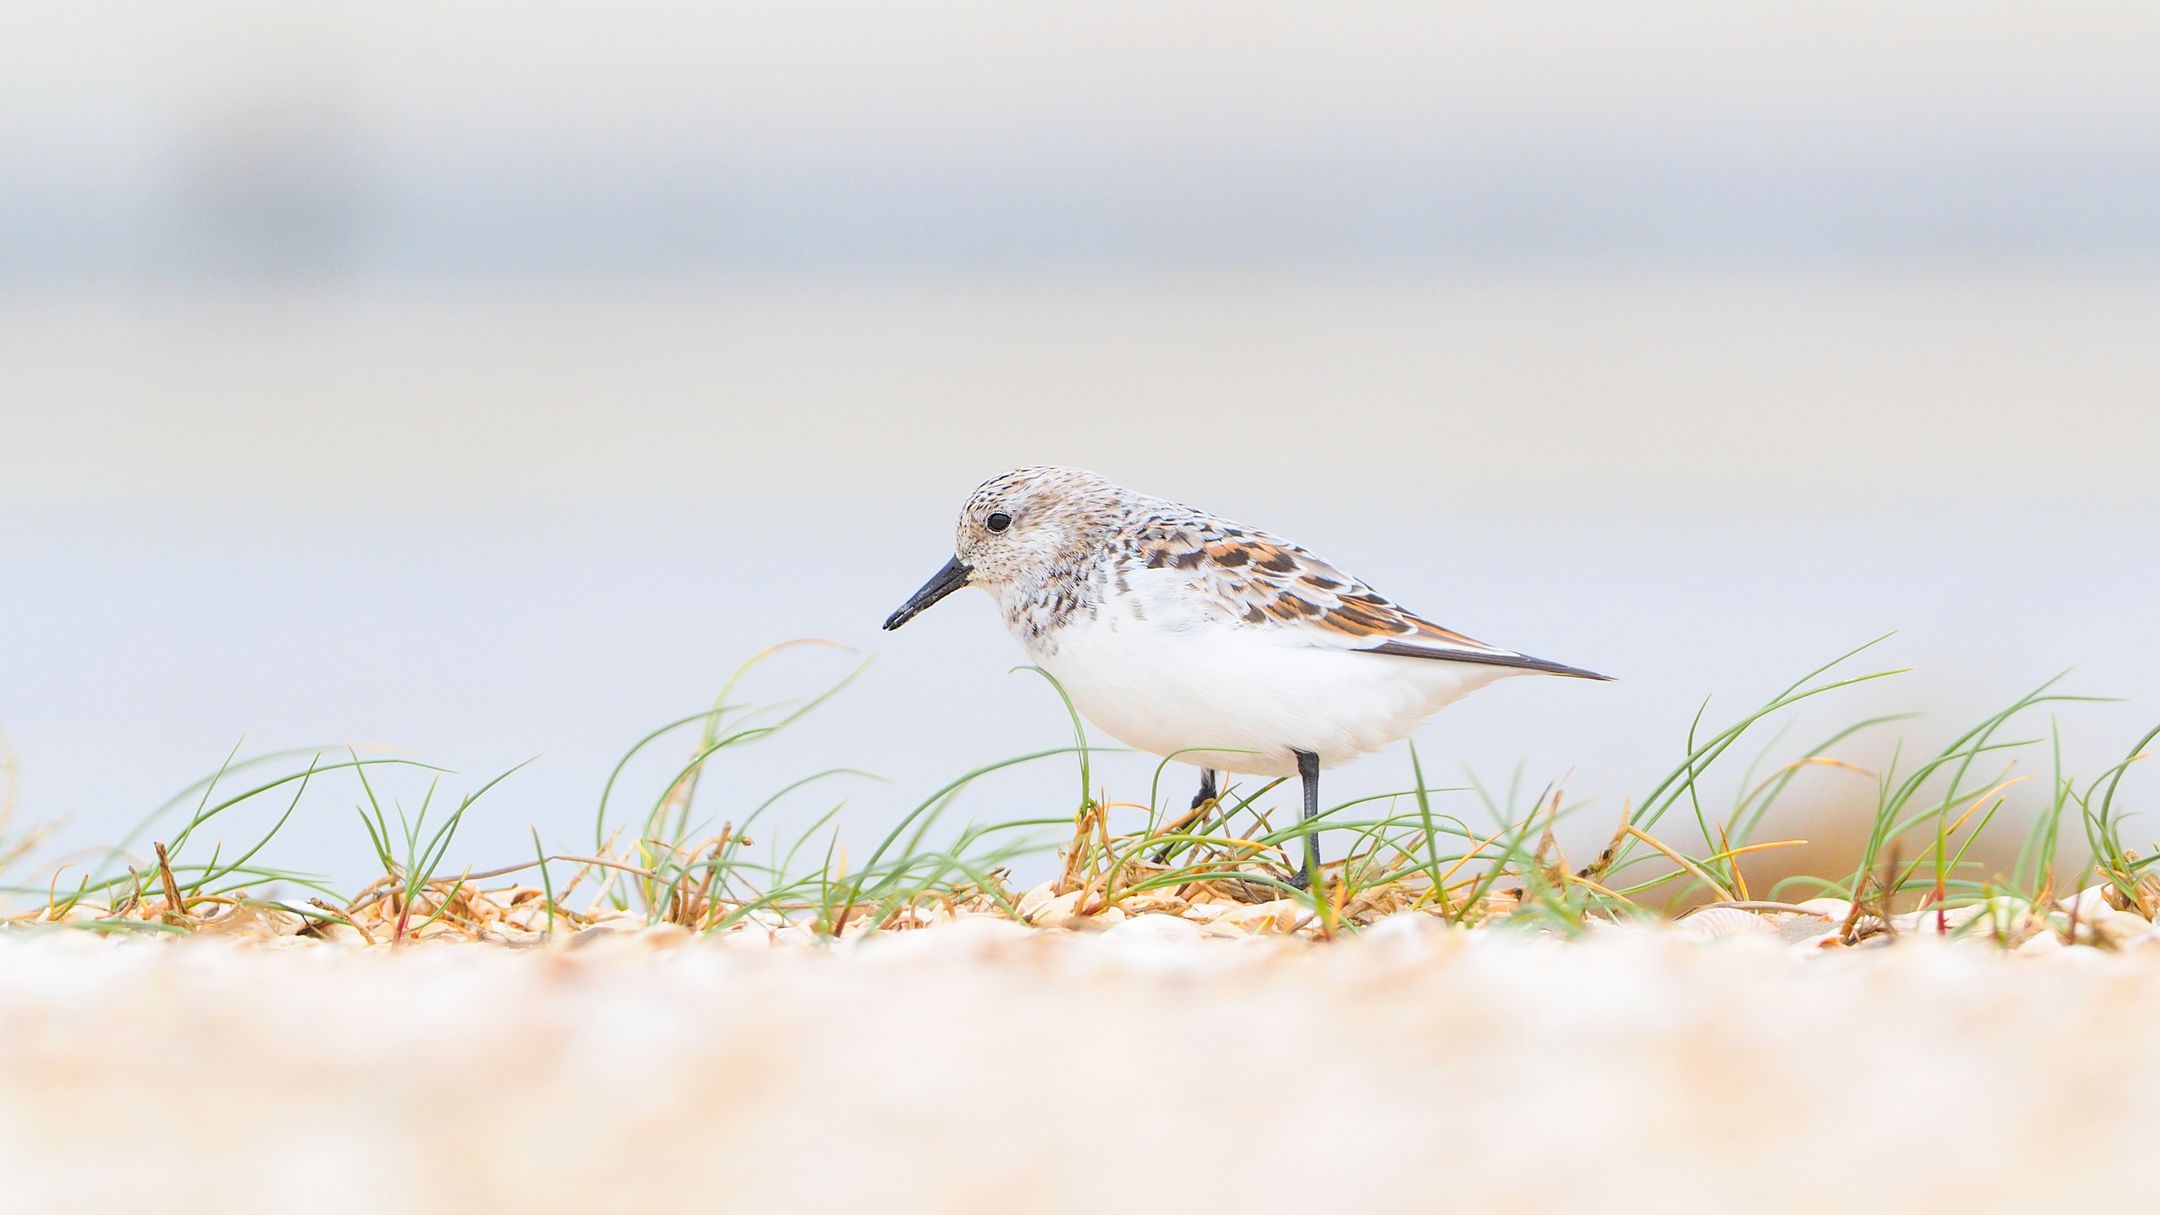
[[998, 548, 1111, 654]]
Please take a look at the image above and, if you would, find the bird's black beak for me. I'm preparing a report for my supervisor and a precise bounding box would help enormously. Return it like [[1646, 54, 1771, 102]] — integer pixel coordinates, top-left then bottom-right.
[[883, 556, 973, 630]]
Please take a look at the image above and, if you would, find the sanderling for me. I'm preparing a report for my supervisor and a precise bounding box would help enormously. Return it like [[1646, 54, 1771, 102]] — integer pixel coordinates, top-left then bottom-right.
[[883, 466, 1609, 888]]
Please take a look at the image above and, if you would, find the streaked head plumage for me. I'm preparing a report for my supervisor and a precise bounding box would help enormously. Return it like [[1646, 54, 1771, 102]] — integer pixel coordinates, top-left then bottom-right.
[[951, 465, 1131, 591], [882, 465, 1135, 632]]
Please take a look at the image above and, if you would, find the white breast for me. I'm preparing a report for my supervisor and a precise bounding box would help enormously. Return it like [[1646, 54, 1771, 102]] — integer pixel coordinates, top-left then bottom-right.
[[1019, 593, 1518, 777]]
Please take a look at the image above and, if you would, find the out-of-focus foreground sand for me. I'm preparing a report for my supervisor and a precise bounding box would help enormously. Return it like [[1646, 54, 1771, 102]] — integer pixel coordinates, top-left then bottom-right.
[[3, 925, 2155, 1213]]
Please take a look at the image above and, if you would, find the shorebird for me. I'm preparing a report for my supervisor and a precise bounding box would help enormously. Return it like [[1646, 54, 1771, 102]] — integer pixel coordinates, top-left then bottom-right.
[[883, 466, 1608, 888]]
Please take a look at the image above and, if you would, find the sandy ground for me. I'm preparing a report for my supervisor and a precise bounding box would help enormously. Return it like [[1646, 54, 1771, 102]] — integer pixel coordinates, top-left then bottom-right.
[[3, 922, 2156, 1213]]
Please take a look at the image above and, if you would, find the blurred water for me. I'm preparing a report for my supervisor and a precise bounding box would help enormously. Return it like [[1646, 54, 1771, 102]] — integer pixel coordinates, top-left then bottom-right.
[[4, 275, 2157, 889], [5, 3, 2159, 276]]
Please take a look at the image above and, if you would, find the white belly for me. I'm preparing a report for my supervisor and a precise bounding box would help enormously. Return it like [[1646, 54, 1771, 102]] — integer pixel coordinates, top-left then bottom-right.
[[1026, 609, 1518, 777]]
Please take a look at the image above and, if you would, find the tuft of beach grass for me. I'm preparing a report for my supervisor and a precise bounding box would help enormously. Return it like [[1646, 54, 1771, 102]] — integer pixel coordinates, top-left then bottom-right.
[[2, 637, 2155, 953]]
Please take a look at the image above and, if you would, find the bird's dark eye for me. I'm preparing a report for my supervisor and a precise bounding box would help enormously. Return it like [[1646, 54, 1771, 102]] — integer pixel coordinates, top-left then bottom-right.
[[985, 512, 1012, 533]]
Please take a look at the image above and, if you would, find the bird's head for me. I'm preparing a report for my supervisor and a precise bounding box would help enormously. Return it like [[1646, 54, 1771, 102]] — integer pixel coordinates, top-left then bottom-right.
[[883, 465, 1126, 630]]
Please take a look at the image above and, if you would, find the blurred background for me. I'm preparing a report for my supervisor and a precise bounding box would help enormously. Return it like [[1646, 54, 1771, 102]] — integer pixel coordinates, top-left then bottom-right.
[[4, 2, 2157, 889]]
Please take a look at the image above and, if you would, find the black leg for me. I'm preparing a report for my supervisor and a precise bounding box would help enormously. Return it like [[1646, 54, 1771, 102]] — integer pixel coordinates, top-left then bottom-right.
[[1152, 768, 1220, 865], [1192, 768, 1218, 811], [1292, 749, 1321, 890]]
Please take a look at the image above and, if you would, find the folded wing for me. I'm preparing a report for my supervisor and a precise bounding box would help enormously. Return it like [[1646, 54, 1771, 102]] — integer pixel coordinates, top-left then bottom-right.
[[1130, 512, 1610, 681]]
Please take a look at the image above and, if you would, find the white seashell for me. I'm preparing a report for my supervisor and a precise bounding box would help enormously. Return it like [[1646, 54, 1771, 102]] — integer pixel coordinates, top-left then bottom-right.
[[879, 905, 944, 930], [1892, 903, 1986, 936], [1361, 912, 1448, 945], [2067, 907, 2153, 949], [1793, 898, 1853, 921], [1015, 886, 1075, 920], [481, 926, 545, 948], [304, 921, 368, 946], [1675, 907, 1778, 941], [1217, 899, 1303, 934], [2057, 885, 2117, 920], [1013, 882, 1060, 920]]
